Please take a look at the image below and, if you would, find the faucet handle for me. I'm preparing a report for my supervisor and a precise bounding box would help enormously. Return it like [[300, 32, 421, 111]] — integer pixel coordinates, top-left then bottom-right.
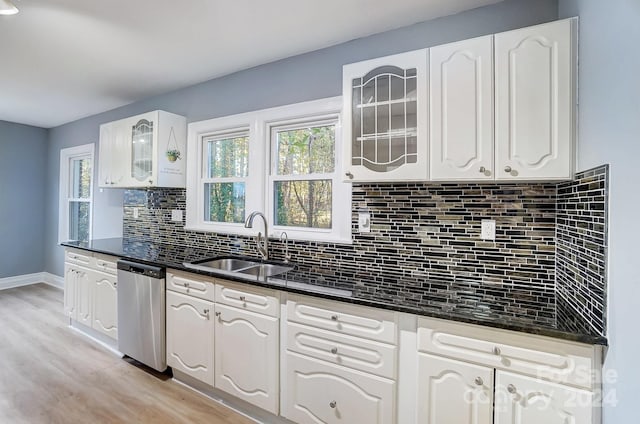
[[280, 232, 291, 263]]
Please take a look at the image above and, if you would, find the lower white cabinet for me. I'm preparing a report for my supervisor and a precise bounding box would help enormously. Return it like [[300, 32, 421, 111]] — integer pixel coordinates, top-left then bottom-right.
[[75, 268, 92, 327], [214, 303, 279, 414], [417, 353, 493, 424], [63, 264, 78, 319], [284, 352, 396, 424], [494, 371, 593, 424], [91, 271, 118, 339], [166, 290, 214, 386]]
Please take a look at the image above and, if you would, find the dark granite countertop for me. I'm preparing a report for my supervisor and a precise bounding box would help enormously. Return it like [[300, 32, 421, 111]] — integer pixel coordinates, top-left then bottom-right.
[[61, 238, 607, 345]]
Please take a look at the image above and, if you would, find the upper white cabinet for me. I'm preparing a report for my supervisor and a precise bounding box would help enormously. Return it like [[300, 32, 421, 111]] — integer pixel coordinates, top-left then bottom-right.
[[99, 110, 187, 188], [429, 35, 494, 181], [342, 49, 429, 182], [495, 18, 576, 181]]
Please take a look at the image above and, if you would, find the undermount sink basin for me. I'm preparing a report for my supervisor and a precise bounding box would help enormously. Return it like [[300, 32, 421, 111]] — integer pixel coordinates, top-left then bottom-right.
[[183, 256, 293, 279]]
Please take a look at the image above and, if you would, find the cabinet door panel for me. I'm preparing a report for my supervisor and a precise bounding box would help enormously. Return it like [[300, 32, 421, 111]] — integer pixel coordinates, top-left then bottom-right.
[[166, 291, 214, 385], [215, 280, 279, 317], [495, 371, 593, 424], [214, 304, 279, 414], [167, 271, 215, 302], [430, 35, 494, 181], [75, 268, 92, 327], [495, 19, 575, 180], [417, 354, 493, 424], [92, 271, 118, 340], [63, 264, 77, 319], [284, 352, 395, 424]]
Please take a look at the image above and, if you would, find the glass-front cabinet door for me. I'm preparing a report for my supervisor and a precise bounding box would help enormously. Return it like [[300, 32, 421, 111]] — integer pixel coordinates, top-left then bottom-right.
[[130, 115, 155, 185], [342, 49, 428, 182]]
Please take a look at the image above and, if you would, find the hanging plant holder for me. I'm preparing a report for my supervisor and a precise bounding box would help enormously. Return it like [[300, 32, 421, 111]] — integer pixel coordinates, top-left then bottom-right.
[[165, 127, 181, 162]]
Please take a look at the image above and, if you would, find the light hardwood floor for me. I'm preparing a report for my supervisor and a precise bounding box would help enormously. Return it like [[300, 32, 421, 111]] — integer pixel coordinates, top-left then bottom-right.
[[0, 283, 254, 424]]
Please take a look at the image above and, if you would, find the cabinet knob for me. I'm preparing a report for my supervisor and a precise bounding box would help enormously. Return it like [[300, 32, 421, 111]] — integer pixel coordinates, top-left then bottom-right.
[[330, 315, 339, 321], [203, 309, 210, 319], [504, 166, 512, 173], [479, 166, 486, 173], [215, 311, 221, 317], [475, 377, 483, 386], [239, 296, 246, 302], [329, 401, 337, 409], [493, 346, 501, 355], [148, 179, 153, 185], [114, 282, 117, 288], [345, 172, 354, 179], [330, 347, 338, 355], [507, 384, 517, 394]]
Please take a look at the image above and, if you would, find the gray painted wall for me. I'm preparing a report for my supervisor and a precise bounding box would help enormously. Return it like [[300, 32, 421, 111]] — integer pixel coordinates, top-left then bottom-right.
[[45, 0, 559, 276], [559, 0, 640, 422], [0, 121, 48, 278]]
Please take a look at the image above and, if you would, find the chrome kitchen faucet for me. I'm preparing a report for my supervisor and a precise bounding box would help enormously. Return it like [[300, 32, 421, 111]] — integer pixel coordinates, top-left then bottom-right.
[[244, 211, 269, 260]]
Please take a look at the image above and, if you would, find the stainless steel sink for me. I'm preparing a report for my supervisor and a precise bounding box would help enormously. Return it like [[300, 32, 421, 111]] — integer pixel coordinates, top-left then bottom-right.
[[183, 256, 293, 279], [237, 263, 294, 278]]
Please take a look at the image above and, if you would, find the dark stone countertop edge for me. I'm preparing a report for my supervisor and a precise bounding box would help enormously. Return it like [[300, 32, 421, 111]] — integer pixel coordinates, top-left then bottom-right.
[[61, 240, 608, 346]]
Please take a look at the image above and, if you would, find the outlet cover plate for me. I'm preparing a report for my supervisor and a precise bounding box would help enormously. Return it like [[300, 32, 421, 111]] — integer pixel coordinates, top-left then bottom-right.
[[481, 219, 496, 241]]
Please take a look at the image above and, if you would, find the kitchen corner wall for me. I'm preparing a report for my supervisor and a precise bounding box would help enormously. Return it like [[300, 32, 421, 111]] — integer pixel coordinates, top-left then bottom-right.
[[123, 169, 609, 336]]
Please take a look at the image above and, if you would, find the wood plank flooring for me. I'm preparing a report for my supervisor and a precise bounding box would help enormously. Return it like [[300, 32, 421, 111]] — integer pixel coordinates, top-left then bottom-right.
[[0, 283, 254, 424]]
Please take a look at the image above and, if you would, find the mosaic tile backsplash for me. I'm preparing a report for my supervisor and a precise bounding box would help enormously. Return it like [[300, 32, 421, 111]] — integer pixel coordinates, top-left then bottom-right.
[[123, 166, 609, 336]]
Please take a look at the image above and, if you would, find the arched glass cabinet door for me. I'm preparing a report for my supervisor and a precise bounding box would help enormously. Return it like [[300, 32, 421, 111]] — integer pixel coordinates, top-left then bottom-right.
[[342, 49, 427, 182], [131, 119, 154, 182]]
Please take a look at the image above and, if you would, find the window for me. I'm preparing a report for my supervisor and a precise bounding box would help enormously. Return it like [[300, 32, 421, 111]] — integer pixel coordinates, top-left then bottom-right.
[[186, 97, 351, 243], [59, 144, 94, 243]]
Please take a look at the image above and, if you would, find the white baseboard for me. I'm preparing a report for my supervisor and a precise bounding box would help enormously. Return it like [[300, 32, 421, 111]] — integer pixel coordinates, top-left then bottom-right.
[[0, 272, 64, 291]]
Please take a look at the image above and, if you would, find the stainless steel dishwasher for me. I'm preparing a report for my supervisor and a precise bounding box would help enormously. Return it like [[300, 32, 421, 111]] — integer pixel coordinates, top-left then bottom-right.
[[117, 259, 167, 372]]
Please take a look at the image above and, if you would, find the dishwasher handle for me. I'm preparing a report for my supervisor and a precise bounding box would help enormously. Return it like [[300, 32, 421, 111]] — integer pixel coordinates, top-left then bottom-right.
[[117, 260, 165, 279]]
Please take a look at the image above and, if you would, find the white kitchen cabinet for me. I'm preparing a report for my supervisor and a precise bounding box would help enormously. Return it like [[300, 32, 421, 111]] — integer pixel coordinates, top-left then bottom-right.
[[166, 290, 214, 386], [91, 271, 118, 339], [63, 248, 118, 341], [284, 352, 395, 424], [214, 303, 279, 414], [342, 49, 429, 182], [99, 110, 187, 188], [495, 371, 593, 424], [495, 18, 576, 181], [417, 353, 493, 424], [430, 35, 494, 181]]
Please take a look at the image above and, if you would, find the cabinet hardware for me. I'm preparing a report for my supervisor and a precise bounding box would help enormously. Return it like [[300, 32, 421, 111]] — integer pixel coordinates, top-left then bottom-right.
[[475, 377, 483, 386], [329, 401, 337, 409], [507, 384, 517, 394], [215, 311, 221, 317], [479, 166, 486, 173], [493, 346, 501, 355], [345, 172, 354, 179], [330, 347, 338, 355], [203, 309, 210, 319], [239, 296, 246, 302], [504, 166, 512, 173], [330, 315, 339, 321]]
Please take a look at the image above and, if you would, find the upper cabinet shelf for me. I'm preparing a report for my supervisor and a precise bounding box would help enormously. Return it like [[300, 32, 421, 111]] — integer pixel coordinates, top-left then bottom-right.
[[99, 110, 187, 188], [342, 50, 429, 182], [343, 18, 577, 183]]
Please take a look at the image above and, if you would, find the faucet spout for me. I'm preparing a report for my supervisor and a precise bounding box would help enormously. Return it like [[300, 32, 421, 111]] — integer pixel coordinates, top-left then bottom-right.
[[244, 211, 269, 261]]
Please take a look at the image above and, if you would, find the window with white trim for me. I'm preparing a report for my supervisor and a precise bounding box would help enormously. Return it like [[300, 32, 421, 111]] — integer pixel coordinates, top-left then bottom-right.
[[59, 144, 94, 243], [186, 97, 351, 243]]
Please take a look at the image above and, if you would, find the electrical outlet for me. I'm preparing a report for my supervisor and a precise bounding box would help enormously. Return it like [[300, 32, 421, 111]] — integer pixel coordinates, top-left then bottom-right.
[[171, 210, 183, 222], [358, 211, 371, 233], [133, 207, 139, 219], [481, 219, 496, 241]]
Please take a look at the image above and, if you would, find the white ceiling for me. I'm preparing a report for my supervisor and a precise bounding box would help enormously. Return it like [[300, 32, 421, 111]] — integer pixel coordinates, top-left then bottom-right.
[[0, 0, 502, 128]]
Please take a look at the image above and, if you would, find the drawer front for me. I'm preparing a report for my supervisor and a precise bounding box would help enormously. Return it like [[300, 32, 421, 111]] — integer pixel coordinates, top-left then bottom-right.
[[284, 352, 395, 424], [93, 253, 118, 275], [287, 321, 397, 379], [417, 317, 596, 389], [167, 270, 215, 302], [65, 248, 92, 267], [287, 295, 396, 344], [215, 280, 279, 318]]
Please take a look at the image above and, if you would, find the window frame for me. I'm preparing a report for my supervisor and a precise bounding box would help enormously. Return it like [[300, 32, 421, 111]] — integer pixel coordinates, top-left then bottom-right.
[[58, 144, 95, 243], [186, 96, 351, 243]]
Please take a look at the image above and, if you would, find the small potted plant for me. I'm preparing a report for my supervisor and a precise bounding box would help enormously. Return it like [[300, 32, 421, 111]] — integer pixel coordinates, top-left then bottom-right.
[[166, 149, 181, 162]]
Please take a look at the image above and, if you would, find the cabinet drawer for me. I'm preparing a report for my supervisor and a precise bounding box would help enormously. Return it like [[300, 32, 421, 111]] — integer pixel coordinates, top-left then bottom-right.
[[167, 270, 215, 302], [284, 352, 395, 424], [93, 254, 118, 275], [287, 294, 396, 344], [287, 321, 397, 379], [417, 317, 596, 389], [65, 248, 92, 267], [215, 280, 279, 318]]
